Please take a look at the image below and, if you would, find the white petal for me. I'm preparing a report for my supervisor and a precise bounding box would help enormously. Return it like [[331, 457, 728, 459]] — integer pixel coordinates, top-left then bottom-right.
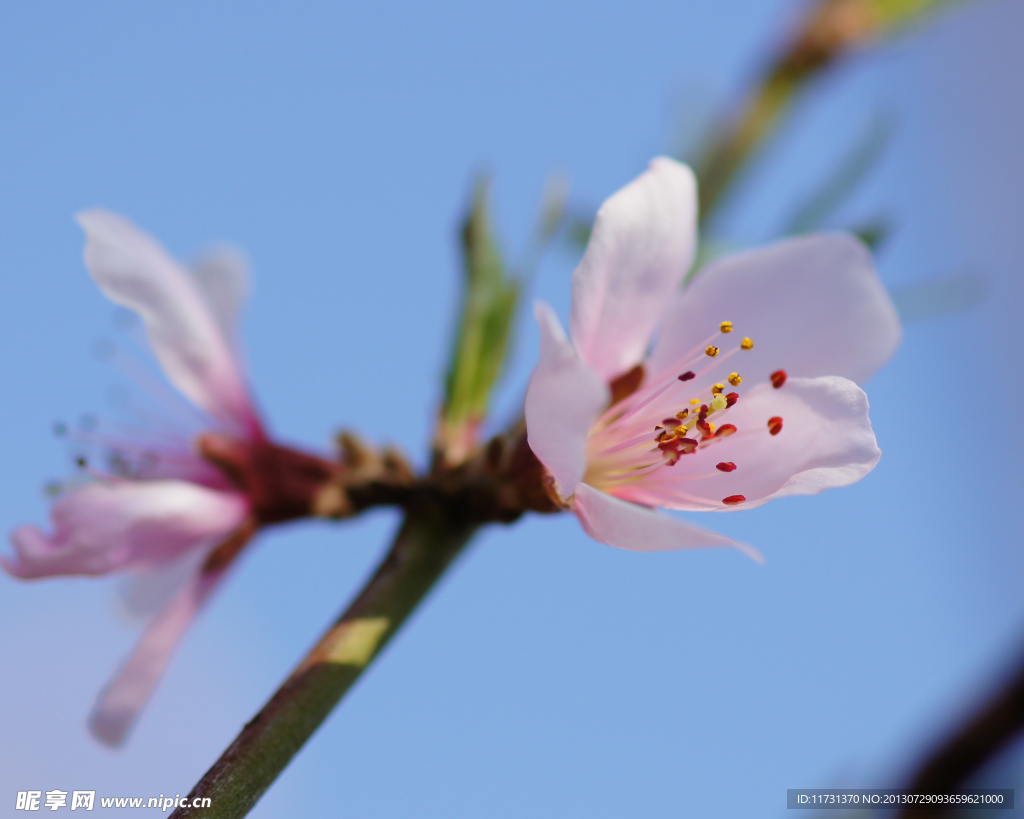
[[89, 565, 226, 746], [647, 233, 901, 385], [189, 245, 250, 340], [76, 210, 261, 435], [573, 483, 758, 558], [621, 377, 880, 510], [525, 302, 610, 497], [3, 480, 249, 579], [117, 549, 207, 618], [569, 157, 698, 380]]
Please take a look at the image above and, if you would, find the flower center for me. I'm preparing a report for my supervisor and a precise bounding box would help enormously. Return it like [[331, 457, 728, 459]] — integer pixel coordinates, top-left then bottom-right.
[[582, 320, 788, 507]]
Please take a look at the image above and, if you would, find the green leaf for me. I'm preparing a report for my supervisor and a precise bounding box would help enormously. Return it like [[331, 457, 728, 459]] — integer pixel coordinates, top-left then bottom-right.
[[441, 176, 520, 461], [890, 270, 984, 323], [784, 117, 894, 235], [851, 217, 894, 251]]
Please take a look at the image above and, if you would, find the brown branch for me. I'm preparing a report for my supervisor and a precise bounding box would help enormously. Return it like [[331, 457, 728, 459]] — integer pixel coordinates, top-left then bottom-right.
[[897, 633, 1024, 818]]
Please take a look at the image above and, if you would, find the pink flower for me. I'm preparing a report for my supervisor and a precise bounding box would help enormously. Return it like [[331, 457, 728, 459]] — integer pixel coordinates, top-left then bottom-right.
[[524, 158, 901, 555], [3, 211, 336, 745]]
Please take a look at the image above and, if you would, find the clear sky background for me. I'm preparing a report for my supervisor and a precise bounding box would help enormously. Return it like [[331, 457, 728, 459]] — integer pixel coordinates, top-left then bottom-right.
[[1, 1, 1023, 816]]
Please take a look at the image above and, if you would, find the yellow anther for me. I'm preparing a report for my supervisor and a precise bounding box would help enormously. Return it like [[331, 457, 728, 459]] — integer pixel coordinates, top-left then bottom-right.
[[719, 321, 733, 334], [740, 337, 754, 350], [728, 372, 742, 386], [675, 409, 689, 420], [711, 383, 725, 395], [689, 398, 701, 405], [710, 394, 728, 412], [705, 345, 720, 357]]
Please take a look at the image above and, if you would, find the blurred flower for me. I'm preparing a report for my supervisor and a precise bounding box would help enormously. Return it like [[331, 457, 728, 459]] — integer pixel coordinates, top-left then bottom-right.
[[524, 157, 901, 555], [3, 211, 340, 745]]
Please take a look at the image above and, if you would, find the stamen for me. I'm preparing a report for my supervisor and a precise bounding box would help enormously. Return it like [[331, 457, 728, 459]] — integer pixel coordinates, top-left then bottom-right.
[[719, 321, 733, 333], [725, 392, 739, 408], [675, 409, 689, 420], [677, 371, 696, 382], [661, 418, 681, 428], [715, 424, 737, 438], [677, 438, 698, 454], [771, 369, 787, 389], [768, 416, 783, 436], [727, 372, 742, 386], [704, 423, 716, 439], [716, 462, 737, 472], [723, 495, 746, 505], [711, 383, 725, 395], [705, 346, 720, 358], [740, 337, 754, 350], [689, 398, 700, 405], [660, 436, 698, 457]]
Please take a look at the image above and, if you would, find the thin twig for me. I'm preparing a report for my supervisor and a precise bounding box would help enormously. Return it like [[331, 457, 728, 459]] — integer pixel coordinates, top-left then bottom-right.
[[170, 502, 478, 819]]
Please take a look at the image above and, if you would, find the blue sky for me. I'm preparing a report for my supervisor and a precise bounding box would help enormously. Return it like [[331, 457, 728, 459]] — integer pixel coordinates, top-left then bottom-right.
[[1, 1, 1023, 816]]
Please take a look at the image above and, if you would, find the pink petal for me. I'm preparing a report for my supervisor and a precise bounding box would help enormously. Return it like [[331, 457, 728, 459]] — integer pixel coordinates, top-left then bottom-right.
[[117, 550, 207, 617], [189, 245, 250, 341], [89, 564, 227, 746], [647, 233, 900, 386], [76, 210, 261, 437], [3, 481, 249, 579], [525, 302, 610, 497], [573, 483, 758, 558], [569, 157, 698, 380], [619, 376, 880, 510]]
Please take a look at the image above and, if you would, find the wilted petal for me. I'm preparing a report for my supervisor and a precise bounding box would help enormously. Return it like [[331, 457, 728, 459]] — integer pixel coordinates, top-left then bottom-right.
[[573, 483, 756, 557], [76, 210, 261, 436], [525, 302, 609, 497], [625, 376, 880, 510], [89, 565, 226, 746], [190, 245, 250, 341], [570, 157, 698, 380], [3, 481, 249, 579], [648, 233, 900, 385]]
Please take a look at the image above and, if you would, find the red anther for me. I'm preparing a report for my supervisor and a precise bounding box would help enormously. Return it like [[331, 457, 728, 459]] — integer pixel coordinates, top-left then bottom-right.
[[663, 451, 680, 466], [678, 371, 696, 382], [725, 392, 739, 408], [696, 419, 712, 438], [768, 416, 783, 436], [716, 462, 737, 472], [722, 495, 746, 506], [657, 438, 677, 451], [715, 424, 737, 438], [677, 437, 698, 454], [662, 418, 681, 428], [770, 370, 787, 389]]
